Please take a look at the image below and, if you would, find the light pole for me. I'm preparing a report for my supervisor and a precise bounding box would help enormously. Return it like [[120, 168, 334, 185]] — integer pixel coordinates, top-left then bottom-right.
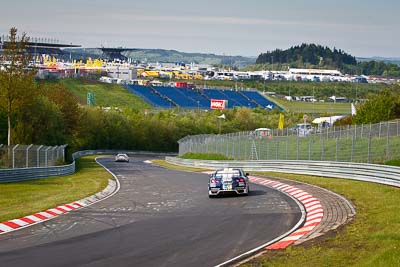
[[271, 56, 274, 71], [313, 86, 315, 115], [355, 81, 358, 104], [217, 114, 226, 134]]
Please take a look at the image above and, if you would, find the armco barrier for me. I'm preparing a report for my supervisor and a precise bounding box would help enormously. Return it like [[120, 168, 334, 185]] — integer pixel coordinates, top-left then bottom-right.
[[0, 150, 177, 183], [165, 157, 400, 188], [0, 163, 75, 183]]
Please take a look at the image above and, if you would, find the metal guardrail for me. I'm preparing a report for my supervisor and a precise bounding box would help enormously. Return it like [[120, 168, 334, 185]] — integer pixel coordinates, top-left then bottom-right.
[[0, 163, 75, 183], [71, 150, 177, 160], [0, 150, 177, 183], [165, 157, 400, 188]]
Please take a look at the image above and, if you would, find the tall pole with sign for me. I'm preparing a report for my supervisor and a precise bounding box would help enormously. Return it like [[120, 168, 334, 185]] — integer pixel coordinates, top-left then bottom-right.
[[87, 92, 94, 107]]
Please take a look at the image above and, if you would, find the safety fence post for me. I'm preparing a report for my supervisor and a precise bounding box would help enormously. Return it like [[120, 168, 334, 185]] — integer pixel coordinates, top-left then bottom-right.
[[37, 145, 43, 167], [12, 144, 19, 169], [386, 121, 390, 160], [45, 146, 51, 167], [335, 136, 339, 161], [367, 124, 372, 163], [351, 131, 355, 162], [26, 144, 33, 168]]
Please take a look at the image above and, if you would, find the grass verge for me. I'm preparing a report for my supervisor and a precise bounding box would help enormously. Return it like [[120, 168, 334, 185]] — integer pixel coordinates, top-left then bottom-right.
[[0, 156, 111, 222], [179, 153, 232, 160], [243, 172, 400, 267], [267, 96, 352, 115], [385, 159, 400, 167]]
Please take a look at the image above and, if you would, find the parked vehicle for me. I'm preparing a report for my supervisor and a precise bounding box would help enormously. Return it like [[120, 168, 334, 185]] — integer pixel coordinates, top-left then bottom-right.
[[289, 123, 314, 136]]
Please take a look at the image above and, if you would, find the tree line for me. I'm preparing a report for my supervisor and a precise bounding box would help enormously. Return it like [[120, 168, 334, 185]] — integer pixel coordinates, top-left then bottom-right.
[[356, 61, 400, 77], [255, 43, 400, 77], [256, 43, 357, 68]]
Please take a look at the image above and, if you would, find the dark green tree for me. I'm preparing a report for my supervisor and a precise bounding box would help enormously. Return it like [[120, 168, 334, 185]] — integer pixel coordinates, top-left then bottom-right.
[[353, 90, 400, 124], [0, 27, 37, 145]]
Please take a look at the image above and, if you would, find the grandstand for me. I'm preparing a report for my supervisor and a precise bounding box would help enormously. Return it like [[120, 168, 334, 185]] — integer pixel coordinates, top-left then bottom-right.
[[0, 36, 80, 57], [241, 91, 275, 109], [152, 86, 202, 108], [100, 47, 139, 61], [126, 85, 175, 108], [125, 85, 278, 110]]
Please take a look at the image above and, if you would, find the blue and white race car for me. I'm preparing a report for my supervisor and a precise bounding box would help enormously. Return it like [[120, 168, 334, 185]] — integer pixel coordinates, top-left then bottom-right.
[[208, 168, 250, 197]]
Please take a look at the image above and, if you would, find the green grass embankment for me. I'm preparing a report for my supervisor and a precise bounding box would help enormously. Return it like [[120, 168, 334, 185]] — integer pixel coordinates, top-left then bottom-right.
[[268, 96, 352, 115], [244, 172, 400, 267], [48, 78, 151, 109], [0, 156, 111, 222]]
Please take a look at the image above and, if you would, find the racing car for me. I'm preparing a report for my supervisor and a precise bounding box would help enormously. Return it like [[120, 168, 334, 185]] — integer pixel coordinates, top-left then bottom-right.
[[115, 153, 130, 162], [208, 168, 250, 197]]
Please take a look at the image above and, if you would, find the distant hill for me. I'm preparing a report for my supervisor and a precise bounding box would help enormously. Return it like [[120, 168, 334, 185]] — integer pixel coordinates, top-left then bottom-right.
[[256, 43, 357, 69], [254, 43, 400, 77], [357, 57, 400, 67], [62, 48, 255, 67]]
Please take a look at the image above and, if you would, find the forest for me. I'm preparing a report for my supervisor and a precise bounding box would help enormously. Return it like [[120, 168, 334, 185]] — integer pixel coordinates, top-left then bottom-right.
[[256, 43, 357, 67], [256, 43, 400, 77]]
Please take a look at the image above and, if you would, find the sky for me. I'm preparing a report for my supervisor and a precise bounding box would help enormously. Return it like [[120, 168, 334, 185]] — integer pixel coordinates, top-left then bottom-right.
[[1, 0, 399, 58]]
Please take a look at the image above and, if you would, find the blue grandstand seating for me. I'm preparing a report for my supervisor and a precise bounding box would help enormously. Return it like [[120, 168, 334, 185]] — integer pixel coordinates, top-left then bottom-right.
[[202, 89, 230, 107], [152, 86, 202, 109], [180, 87, 210, 108], [126, 85, 173, 108], [221, 90, 258, 108], [241, 91, 277, 109], [125, 85, 278, 110]]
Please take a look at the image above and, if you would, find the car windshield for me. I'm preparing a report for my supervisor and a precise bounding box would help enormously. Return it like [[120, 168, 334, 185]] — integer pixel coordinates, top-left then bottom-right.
[[215, 170, 241, 179]]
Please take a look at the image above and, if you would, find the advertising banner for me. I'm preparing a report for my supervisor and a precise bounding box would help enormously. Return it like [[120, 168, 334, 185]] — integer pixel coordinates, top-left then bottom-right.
[[211, 99, 226, 109]]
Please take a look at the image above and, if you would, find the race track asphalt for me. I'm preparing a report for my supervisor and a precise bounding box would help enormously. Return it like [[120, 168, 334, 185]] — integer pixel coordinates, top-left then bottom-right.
[[0, 155, 301, 267]]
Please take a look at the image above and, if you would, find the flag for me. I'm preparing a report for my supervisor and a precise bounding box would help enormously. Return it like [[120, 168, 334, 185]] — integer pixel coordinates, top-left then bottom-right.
[[278, 113, 284, 129]]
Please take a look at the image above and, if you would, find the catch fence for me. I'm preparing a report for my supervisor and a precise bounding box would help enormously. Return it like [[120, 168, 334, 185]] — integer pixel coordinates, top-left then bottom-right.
[[0, 144, 67, 169], [178, 120, 400, 164]]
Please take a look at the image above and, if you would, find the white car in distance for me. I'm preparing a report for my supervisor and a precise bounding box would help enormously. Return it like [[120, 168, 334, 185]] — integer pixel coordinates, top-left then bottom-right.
[[115, 153, 129, 162]]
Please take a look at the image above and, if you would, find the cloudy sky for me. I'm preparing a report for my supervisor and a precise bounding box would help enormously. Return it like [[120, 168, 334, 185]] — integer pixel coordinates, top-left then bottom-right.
[[1, 0, 399, 57]]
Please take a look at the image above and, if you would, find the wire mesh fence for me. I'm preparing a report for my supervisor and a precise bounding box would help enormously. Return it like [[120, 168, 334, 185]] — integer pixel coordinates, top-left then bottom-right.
[[0, 144, 67, 169], [178, 120, 400, 164]]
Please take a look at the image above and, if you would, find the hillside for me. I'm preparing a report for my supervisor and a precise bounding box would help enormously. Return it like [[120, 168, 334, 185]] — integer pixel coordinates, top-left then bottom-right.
[[255, 43, 400, 77], [256, 43, 356, 68], [357, 57, 400, 67], [44, 79, 151, 110]]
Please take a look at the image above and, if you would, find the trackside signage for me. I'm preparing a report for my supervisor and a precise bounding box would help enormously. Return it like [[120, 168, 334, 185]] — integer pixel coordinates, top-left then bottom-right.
[[210, 99, 227, 109]]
